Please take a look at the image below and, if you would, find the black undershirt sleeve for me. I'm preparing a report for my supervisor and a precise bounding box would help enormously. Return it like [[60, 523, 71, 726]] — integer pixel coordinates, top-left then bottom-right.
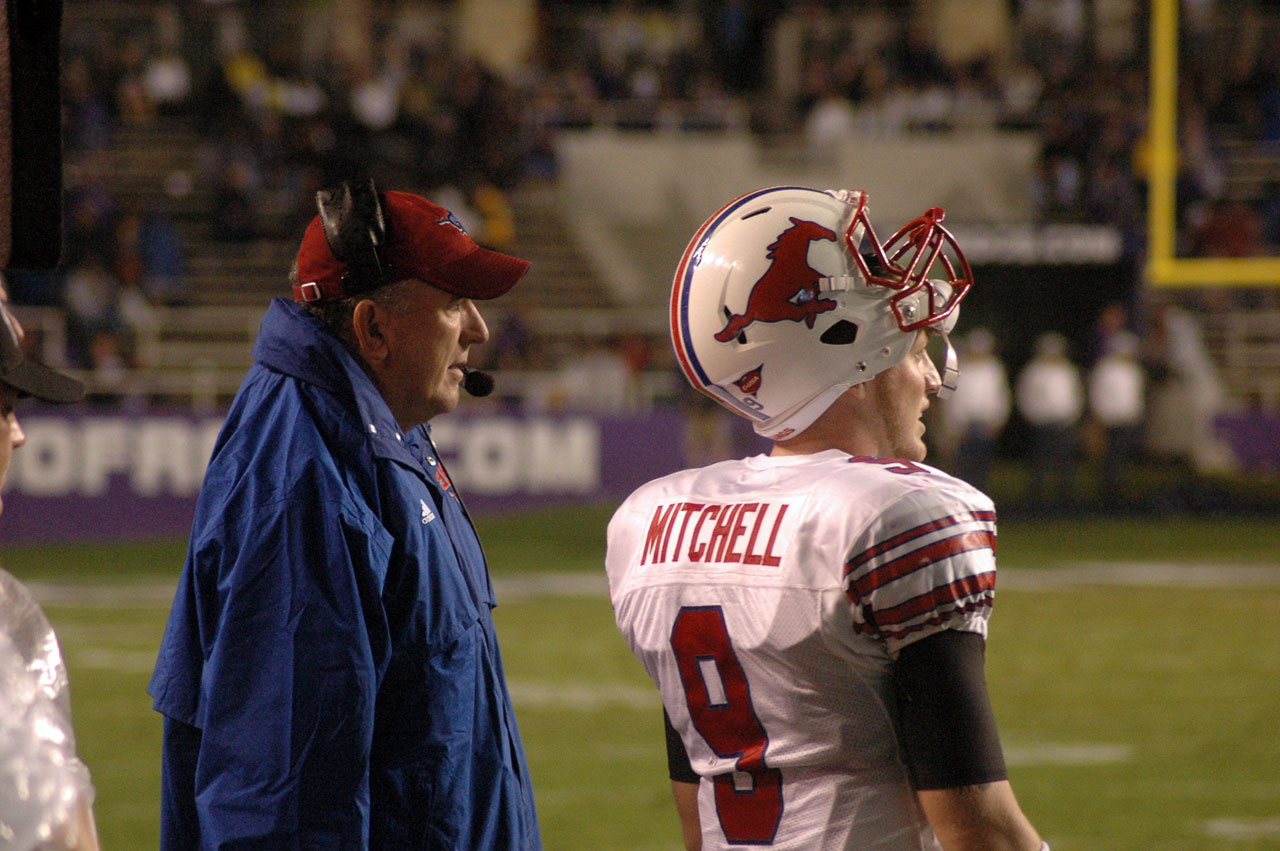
[[664, 708, 700, 783], [892, 628, 1009, 791]]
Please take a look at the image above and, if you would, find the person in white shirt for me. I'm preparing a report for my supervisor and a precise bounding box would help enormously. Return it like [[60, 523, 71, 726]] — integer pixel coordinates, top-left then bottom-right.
[[607, 186, 1047, 851], [943, 328, 1010, 492], [1087, 331, 1145, 504], [1015, 332, 1084, 510], [0, 291, 97, 851]]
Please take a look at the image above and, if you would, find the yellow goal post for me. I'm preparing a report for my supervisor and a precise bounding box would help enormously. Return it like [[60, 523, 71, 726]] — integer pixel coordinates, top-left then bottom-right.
[[1146, 0, 1280, 287]]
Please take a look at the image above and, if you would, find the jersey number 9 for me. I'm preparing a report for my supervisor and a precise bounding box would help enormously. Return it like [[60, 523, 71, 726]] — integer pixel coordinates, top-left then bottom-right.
[[671, 606, 783, 845]]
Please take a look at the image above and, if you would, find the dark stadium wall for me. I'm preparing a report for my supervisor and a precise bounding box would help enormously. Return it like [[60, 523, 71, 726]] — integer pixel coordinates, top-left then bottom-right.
[[0, 0, 63, 271], [964, 260, 1141, 372], [962, 258, 1141, 456]]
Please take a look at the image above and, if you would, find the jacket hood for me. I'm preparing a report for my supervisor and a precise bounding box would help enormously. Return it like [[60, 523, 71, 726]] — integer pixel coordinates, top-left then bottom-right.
[[251, 298, 408, 441]]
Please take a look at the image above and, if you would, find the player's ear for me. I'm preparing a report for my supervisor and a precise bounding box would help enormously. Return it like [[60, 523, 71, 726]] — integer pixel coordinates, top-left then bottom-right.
[[351, 299, 388, 365]]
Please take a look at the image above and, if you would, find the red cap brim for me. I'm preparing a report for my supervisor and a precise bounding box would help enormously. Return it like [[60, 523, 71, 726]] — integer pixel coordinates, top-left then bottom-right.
[[424, 245, 531, 300]]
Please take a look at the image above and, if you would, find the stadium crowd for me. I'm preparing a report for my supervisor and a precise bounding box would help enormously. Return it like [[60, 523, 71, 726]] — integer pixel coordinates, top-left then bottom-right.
[[5, 0, 1275, 486], [44, 1, 1280, 252]]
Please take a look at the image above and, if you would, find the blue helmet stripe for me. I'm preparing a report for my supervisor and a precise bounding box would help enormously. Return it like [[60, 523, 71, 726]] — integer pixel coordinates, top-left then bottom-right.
[[675, 186, 817, 421]]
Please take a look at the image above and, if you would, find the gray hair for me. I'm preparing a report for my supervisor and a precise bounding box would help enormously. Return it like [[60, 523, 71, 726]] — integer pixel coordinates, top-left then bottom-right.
[[288, 261, 415, 352]]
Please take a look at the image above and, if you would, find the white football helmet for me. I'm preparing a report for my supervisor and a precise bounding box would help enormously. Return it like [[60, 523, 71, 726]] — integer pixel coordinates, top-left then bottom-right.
[[670, 185, 974, 440]]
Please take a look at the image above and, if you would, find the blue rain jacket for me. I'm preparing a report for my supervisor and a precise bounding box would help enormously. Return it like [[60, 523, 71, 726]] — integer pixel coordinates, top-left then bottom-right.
[[148, 298, 541, 850]]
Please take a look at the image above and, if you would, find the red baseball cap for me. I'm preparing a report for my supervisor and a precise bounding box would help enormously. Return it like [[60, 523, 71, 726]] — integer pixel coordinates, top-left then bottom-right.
[[293, 190, 530, 303]]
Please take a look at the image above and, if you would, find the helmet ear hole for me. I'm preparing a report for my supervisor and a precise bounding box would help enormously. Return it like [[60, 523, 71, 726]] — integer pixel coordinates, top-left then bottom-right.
[[820, 320, 859, 345]]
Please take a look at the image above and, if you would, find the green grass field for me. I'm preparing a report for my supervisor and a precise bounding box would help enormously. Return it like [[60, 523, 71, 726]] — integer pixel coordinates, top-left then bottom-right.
[[6, 507, 1280, 850]]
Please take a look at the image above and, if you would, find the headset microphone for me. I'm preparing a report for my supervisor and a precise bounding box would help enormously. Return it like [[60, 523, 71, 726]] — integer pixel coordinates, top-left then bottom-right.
[[461, 366, 495, 397]]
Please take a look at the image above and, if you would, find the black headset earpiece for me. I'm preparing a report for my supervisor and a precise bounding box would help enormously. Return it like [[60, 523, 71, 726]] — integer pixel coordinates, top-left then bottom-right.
[[315, 178, 387, 296]]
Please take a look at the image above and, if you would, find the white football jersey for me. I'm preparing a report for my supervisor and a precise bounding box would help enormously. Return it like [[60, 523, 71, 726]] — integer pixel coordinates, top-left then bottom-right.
[[606, 449, 998, 850]]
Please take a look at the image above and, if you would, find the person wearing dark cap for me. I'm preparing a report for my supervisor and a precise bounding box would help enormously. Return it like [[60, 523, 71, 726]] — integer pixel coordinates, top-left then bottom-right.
[[148, 181, 541, 850], [0, 293, 99, 851]]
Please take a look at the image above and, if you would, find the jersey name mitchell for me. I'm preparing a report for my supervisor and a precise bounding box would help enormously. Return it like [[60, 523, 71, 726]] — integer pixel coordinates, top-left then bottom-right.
[[640, 500, 790, 567]]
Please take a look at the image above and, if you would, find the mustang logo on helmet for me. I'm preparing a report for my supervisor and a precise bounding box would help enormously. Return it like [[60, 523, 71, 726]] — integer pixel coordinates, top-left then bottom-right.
[[713, 217, 839, 343]]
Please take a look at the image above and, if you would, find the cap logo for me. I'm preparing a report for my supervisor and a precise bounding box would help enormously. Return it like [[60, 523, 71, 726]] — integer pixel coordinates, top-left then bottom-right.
[[714, 217, 839, 343], [437, 212, 467, 233]]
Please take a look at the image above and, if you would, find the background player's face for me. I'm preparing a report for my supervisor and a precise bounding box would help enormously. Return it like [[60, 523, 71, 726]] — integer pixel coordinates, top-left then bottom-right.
[[866, 331, 941, 461], [0, 384, 25, 515], [372, 279, 490, 429]]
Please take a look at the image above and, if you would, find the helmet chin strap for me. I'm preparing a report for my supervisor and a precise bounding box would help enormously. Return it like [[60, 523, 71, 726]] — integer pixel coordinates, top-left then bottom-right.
[[936, 332, 960, 399], [754, 382, 850, 440]]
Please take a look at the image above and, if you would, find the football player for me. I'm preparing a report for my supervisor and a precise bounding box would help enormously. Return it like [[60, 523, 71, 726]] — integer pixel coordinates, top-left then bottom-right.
[[606, 186, 1047, 850]]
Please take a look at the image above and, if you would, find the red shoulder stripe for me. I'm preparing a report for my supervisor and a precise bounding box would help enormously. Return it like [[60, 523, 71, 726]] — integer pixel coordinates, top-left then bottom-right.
[[844, 510, 995, 575], [847, 529, 995, 599], [853, 596, 995, 641], [869, 571, 997, 631]]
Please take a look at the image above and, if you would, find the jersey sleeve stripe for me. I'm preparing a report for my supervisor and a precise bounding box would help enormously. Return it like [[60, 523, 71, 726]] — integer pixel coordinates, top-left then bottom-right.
[[868, 571, 997, 629], [849, 572, 996, 642], [844, 510, 996, 574], [860, 596, 995, 642], [846, 530, 997, 598]]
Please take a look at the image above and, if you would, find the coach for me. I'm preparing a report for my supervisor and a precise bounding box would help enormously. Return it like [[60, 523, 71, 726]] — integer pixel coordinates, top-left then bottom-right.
[[148, 180, 541, 850]]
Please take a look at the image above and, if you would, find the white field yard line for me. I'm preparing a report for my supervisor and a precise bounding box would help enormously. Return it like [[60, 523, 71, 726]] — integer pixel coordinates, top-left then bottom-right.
[[1002, 742, 1135, 766], [498, 564, 1280, 596], [506, 680, 658, 710], [74, 647, 160, 674], [26, 580, 179, 608], [24, 562, 1280, 608], [24, 573, 612, 607], [999, 563, 1280, 589], [1201, 818, 1280, 839]]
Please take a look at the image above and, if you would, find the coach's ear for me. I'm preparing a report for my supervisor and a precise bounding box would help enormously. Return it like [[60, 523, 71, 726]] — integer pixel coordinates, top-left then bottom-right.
[[351, 298, 388, 366]]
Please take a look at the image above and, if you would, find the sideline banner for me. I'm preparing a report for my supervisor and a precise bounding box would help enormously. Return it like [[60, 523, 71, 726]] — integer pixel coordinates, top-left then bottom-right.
[[0, 405, 736, 544]]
